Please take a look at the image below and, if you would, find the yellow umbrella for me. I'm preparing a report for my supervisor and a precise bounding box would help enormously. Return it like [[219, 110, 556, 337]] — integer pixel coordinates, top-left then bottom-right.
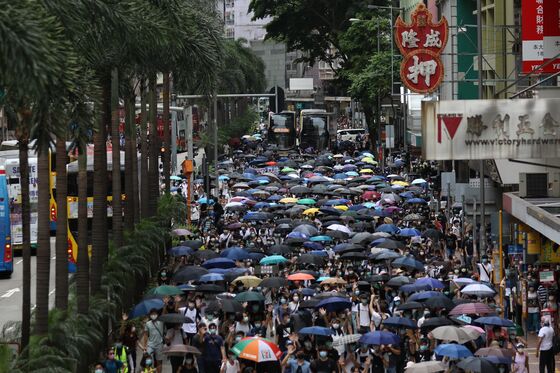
[[392, 180, 410, 186], [359, 169, 374, 174], [333, 205, 348, 211], [232, 276, 262, 288], [279, 197, 299, 204], [361, 157, 378, 165], [303, 208, 320, 215], [320, 277, 347, 285]]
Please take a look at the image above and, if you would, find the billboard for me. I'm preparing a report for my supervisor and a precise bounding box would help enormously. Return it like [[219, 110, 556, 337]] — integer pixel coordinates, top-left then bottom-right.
[[521, 0, 544, 73], [543, 0, 560, 73], [422, 99, 560, 160]]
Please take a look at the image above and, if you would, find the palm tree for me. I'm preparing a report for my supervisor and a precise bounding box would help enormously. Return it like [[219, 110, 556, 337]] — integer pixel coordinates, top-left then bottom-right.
[[147, 73, 159, 217], [139, 79, 149, 218], [110, 68, 123, 248], [76, 145, 89, 315], [54, 133, 68, 310]]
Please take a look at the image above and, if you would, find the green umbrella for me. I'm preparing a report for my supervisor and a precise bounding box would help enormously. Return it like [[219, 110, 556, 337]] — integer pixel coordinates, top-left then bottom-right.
[[260, 255, 288, 265], [235, 291, 265, 302], [297, 198, 316, 205], [146, 285, 183, 297], [281, 167, 296, 173]]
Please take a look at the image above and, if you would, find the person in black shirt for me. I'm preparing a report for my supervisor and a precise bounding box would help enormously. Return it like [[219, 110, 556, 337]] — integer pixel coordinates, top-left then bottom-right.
[[415, 338, 433, 362], [444, 230, 457, 261], [311, 347, 338, 373], [276, 313, 292, 352]]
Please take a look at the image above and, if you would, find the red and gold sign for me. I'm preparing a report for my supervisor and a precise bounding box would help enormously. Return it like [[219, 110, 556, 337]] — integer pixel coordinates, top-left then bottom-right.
[[395, 3, 448, 94]]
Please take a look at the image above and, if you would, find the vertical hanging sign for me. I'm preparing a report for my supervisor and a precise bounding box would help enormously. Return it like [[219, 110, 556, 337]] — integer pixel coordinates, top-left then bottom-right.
[[395, 3, 448, 94], [521, 0, 544, 73], [543, 0, 560, 72]]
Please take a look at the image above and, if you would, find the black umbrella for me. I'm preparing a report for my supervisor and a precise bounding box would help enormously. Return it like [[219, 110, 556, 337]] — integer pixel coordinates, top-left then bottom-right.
[[196, 284, 225, 293], [266, 245, 293, 255], [192, 250, 219, 260], [173, 266, 209, 282], [326, 230, 349, 239], [457, 357, 498, 373], [385, 276, 413, 287], [420, 317, 456, 332], [373, 240, 405, 249], [424, 296, 455, 310], [180, 240, 204, 249], [297, 254, 325, 266], [351, 232, 375, 245], [206, 299, 244, 314], [158, 313, 194, 324], [275, 224, 293, 234], [290, 185, 311, 195], [337, 244, 365, 254], [369, 274, 390, 283], [422, 229, 442, 241], [260, 277, 288, 288], [397, 301, 424, 311], [340, 252, 368, 261], [300, 298, 320, 308]]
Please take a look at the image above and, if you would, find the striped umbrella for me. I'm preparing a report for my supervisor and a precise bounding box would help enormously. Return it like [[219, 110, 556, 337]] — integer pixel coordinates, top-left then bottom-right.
[[231, 337, 282, 362]]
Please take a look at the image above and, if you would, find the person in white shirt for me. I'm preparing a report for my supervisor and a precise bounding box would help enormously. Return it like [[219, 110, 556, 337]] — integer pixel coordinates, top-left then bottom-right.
[[178, 300, 199, 342], [220, 352, 241, 373], [477, 255, 493, 283], [537, 319, 555, 373]]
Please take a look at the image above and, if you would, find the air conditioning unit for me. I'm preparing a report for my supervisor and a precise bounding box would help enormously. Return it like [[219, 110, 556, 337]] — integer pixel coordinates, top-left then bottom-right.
[[519, 173, 549, 198]]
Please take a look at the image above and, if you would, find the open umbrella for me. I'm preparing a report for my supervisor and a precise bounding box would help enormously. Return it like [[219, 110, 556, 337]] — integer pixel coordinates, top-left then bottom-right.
[[405, 361, 447, 373], [461, 284, 495, 297], [359, 331, 400, 345], [195, 284, 225, 293], [327, 224, 352, 234], [260, 255, 288, 265], [332, 334, 362, 347], [434, 343, 473, 359], [235, 291, 265, 302], [298, 326, 334, 336], [386, 276, 413, 287], [383, 317, 418, 329], [162, 344, 201, 357], [399, 228, 421, 237], [171, 228, 193, 237], [474, 316, 514, 327], [180, 240, 204, 249], [316, 297, 352, 312], [431, 326, 477, 343], [449, 302, 494, 316], [232, 276, 263, 288], [193, 250, 219, 261], [288, 273, 315, 281], [146, 285, 183, 297], [424, 296, 455, 310], [168, 246, 194, 257], [408, 291, 444, 302], [198, 273, 225, 283], [421, 317, 456, 331], [397, 301, 424, 311], [457, 357, 498, 373], [475, 347, 515, 358], [206, 299, 244, 314], [231, 337, 282, 362], [260, 277, 288, 288], [158, 313, 194, 324], [202, 258, 237, 269], [129, 299, 164, 318], [392, 256, 424, 271], [173, 266, 209, 282], [221, 247, 251, 261], [416, 277, 445, 290], [297, 254, 325, 266]]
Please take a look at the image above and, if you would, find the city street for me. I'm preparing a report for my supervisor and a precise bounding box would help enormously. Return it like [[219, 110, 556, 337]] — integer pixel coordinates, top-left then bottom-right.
[[0, 239, 56, 334]]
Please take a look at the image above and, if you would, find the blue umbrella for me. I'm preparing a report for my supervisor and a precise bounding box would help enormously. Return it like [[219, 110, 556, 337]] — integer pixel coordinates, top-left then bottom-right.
[[324, 199, 350, 206], [435, 343, 473, 359], [168, 246, 194, 257], [218, 175, 230, 181], [286, 231, 309, 240], [408, 291, 444, 302], [333, 243, 351, 252], [399, 228, 421, 237], [334, 173, 347, 180], [197, 197, 215, 205], [202, 258, 237, 269], [254, 202, 270, 209], [242, 212, 270, 221], [309, 250, 328, 257], [129, 299, 164, 318], [319, 207, 342, 216], [400, 283, 431, 293], [399, 191, 415, 198], [316, 297, 352, 312], [221, 247, 251, 261], [382, 316, 418, 329], [208, 268, 229, 274], [406, 198, 427, 204], [300, 288, 316, 296], [474, 316, 515, 327], [199, 273, 225, 282], [376, 224, 399, 234], [359, 331, 400, 345], [392, 256, 425, 271], [248, 252, 266, 261], [310, 235, 333, 242], [416, 277, 445, 290], [303, 242, 324, 251], [298, 326, 334, 336], [268, 195, 282, 201]]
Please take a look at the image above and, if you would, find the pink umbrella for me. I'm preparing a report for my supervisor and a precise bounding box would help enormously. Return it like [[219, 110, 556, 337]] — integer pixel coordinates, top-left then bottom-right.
[[449, 302, 493, 316], [362, 191, 381, 201], [384, 206, 402, 214], [464, 325, 485, 334]]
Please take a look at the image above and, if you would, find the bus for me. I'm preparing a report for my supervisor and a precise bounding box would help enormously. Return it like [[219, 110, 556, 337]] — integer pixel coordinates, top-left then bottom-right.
[[0, 167, 13, 277], [268, 111, 297, 151], [298, 109, 331, 152]]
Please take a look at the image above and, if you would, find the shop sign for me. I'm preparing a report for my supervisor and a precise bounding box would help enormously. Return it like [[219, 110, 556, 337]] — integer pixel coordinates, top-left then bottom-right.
[[395, 3, 448, 94], [422, 98, 560, 160], [521, 0, 544, 73], [543, 0, 560, 73]]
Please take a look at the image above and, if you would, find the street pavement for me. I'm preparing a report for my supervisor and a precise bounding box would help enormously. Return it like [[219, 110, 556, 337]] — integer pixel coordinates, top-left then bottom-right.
[[0, 238, 56, 336]]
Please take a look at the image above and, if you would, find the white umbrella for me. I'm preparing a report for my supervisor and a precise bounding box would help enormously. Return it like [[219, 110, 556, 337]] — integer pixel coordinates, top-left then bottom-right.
[[405, 361, 447, 373], [432, 326, 477, 344], [411, 178, 428, 185], [225, 202, 244, 208], [327, 224, 352, 234], [453, 278, 479, 287], [461, 283, 495, 297]]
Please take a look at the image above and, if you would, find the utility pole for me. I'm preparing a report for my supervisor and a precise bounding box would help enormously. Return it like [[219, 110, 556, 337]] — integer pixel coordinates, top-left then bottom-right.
[[477, 0, 486, 255], [213, 94, 218, 198]]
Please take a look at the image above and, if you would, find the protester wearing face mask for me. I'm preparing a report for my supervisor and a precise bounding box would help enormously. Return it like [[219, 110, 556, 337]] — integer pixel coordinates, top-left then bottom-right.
[[179, 299, 201, 342], [93, 363, 106, 373], [330, 318, 346, 355], [414, 338, 432, 362], [220, 351, 240, 373], [311, 347, 337, 373], [179, 354, 199, 373], [513, 343, 529, 373], [203, 323, 226, 373], [202, 312, 220, 331], [235, 313, 252, 335], [289, 293, 300, 313], [477, 255, 493, 283], [282, 347, 311, 373], [119, 313, 138, 372], [140, 309, 164, 373], [140, 352, 157, 373], [352, 294, 374, 334], [103, 348, 124, 373]]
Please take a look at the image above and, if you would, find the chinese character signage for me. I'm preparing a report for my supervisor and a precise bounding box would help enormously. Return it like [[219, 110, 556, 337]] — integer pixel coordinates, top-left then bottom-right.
[[421, 98, 560, 160], [543, 0, 560, 73], [521, 0, 544, 74], [395, 3, 448, 94]]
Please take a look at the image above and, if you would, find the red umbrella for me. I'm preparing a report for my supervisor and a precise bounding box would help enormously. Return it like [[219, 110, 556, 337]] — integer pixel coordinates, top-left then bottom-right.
[[362, 191, 381, 201], [287, 273, 315, 281], [265, 161, 277, 166], [449, 302, 493, 316]]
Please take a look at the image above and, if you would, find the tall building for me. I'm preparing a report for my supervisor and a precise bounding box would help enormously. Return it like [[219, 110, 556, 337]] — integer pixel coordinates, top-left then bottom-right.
[[222, 0, 269, 41]]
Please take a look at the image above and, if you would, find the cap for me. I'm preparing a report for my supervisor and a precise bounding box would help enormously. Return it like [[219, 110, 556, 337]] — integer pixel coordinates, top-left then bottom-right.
[[516, 343, 525, 348], [393, 296, 401, 302]]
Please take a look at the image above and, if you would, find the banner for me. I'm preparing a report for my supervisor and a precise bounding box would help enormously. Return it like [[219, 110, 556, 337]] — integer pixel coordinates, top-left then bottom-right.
[[521, 0, 544, 73], [422, 98, 560, 160], [543, 0, 560, 72]]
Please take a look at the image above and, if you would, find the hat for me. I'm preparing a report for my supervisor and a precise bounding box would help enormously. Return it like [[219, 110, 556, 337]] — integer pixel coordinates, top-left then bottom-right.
[[384, 217, 393, 224], [516, 343, 525, 348], [393, 296, 401, 302]]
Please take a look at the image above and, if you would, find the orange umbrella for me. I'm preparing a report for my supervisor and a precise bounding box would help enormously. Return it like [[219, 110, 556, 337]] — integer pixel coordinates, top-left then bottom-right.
[[287, 273, 315, 281]]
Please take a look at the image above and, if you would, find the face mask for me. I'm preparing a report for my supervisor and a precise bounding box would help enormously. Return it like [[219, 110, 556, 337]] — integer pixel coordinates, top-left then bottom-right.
[[482, 259, 487, 264], [355, 291, 360, 296], [420, 251, 424, 255], [280, 298, 287, 304], [186, 358, 193, 364], [161, 272, 167, 277], [95, 370, 104, 373], [518, 348, 524, 354], [235, 336, 242, 343], [209, 329, 217, 335], [243, 316, 249, 322], [304, 342, 312, 349], [319, 351, 328, 358], [145, 359, 153, 366], [293, 296, 299, 302], [150, 314, 158, 321], [207, 315, 214, 320], [420, 345, 428, 351], [188, 303, 195, 309], [115, 343, 122, 348], [332, 323, 340, 329], [229, 355, 236, 360], [254, 323, 261, 328]]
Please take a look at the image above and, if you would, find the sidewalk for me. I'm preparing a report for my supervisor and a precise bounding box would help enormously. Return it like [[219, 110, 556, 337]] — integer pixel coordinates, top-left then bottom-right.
[[523, 332, 560, 372]]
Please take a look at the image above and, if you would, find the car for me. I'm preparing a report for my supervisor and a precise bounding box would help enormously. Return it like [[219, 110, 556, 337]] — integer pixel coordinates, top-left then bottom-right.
[[337, 128, 367, 142]]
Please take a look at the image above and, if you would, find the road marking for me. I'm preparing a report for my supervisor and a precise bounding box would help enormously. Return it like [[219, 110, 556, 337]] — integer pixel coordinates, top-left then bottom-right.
[[15, 259, 22, 265], [48, 289, 55, 296], [0, 288, 20, 298]]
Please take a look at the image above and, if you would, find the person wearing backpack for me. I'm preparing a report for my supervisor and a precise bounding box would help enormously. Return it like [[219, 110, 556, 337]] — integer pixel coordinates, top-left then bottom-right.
[[536, 319, 555, 373]]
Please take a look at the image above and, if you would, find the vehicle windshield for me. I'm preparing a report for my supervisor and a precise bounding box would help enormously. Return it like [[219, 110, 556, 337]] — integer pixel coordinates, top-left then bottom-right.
[[269, 114, 296, 150], [301, 115, 329, 151]]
